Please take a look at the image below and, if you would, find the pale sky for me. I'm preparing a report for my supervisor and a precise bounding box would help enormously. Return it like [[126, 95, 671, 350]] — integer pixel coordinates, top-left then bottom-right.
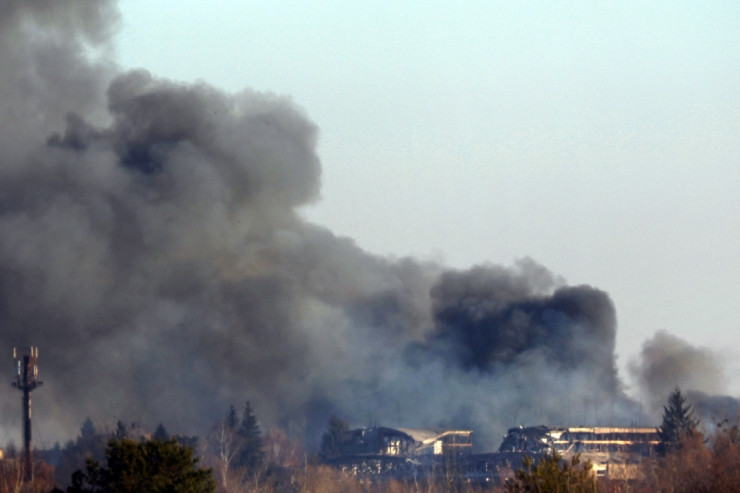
[[115, 1, 740, 394]]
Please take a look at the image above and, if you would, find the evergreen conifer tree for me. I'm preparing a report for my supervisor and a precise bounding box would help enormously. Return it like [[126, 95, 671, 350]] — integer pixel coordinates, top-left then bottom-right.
[[235, 401, 264, 475], [153, 422, 170, 441], [657, 387, 700, 454], [226, 405, 238, 430], [58, 437, 215, 493], [80, 417, 96, 440], [55, 418, 107, 486]]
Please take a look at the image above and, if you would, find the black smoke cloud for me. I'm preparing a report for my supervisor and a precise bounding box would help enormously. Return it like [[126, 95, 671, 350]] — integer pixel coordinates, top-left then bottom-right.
[[1, 0, 724, 451], [395, 262, 633, 446], [428, 264, 618, 386]]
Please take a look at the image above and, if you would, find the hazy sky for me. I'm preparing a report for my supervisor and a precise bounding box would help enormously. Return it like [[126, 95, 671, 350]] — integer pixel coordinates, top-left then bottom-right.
[[115, 1, 740, 394]]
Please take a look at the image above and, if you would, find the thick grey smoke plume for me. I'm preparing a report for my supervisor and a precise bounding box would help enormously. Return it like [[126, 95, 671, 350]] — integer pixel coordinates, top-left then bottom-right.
[[0, 0, 437, 445], [396, 262, 634, 446], [3, 0, 720, 451], [0, 0, 118, 164]]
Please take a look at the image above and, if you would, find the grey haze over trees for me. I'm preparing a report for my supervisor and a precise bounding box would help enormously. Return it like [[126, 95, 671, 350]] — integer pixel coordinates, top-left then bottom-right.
[[206, 403, 265, 492], [630, 331, 740, 426], [54, 418, 109, 487], [0, 0, 738, 452], [153, 423, 170, 441], [319, 416, 349, 461]]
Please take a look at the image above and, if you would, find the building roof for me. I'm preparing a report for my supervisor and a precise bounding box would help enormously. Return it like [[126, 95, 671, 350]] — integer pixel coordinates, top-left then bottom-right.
[[396, 428, 472, 445]]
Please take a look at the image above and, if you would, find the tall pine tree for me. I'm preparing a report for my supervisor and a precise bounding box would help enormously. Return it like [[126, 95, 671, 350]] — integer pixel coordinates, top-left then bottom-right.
[[153, 422, 170, 441], [657, 387, 700, 454], [226, 405, 238, 430], [235, 401, 264, 475]]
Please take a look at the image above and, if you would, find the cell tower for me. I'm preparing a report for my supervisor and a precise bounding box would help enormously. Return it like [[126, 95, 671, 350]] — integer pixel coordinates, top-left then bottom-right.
[[12, 346, 43, 480]]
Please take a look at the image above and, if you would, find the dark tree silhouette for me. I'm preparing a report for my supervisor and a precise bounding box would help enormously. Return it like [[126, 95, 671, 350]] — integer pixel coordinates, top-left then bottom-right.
[[235, 401, 264, 475], [657, 387, 700, 454], [153, 423, 170, 441], [80, 418, 96, 440], [319, 415, 349, 460], [54, 418, 108, 487], [226, 405, 238, 430], [58, 437, 215, 493]]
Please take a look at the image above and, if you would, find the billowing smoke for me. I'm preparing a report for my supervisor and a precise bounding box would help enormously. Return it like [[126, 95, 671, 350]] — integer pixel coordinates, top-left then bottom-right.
[[0, 0, 118, 164], [0, 0, 730, 452], [427, 263, 618, 387], [396, 262, 634, 446], [0, 0, 439, 445], [630, 330, 740, 426]]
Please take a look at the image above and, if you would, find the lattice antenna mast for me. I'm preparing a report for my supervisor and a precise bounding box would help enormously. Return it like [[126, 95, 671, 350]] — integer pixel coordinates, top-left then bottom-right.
[[12, 346, 43, 481]]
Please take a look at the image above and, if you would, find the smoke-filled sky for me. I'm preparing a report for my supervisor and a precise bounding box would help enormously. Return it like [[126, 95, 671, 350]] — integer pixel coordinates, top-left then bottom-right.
[[114, 2, 740, 390], [1, 1, 739, 451]]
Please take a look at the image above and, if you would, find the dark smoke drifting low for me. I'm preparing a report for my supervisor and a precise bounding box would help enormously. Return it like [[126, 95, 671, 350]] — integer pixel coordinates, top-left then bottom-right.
[[0, 0, 733, 451]]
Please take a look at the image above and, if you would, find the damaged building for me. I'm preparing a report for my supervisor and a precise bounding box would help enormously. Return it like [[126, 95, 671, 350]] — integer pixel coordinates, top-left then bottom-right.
[[496, 425, 659, 478], [326, 426, 472, 479], [335, 426, 472, 458], [326, 424, 660, 483]]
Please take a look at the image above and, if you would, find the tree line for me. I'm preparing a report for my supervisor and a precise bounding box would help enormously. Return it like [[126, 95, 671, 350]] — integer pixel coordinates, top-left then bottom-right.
[[2, 389, 740, 492]]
